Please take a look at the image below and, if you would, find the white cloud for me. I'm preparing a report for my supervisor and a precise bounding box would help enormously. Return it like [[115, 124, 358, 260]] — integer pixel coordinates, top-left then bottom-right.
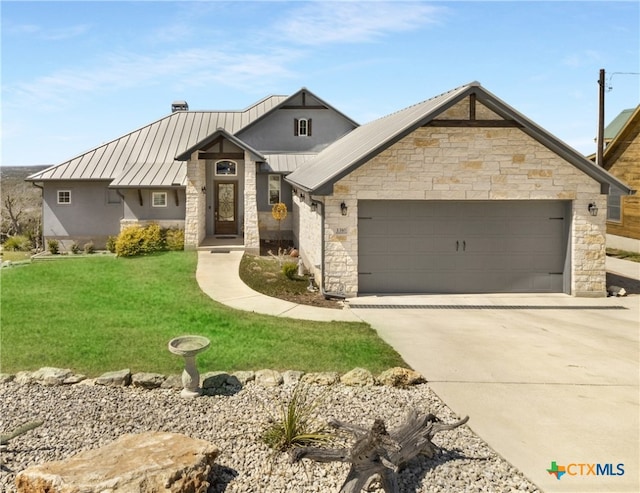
[[6, 22, 90, 40], [276, 1, 445, 45], [562, 50, 603, 68], [2, 47, 301, 110]]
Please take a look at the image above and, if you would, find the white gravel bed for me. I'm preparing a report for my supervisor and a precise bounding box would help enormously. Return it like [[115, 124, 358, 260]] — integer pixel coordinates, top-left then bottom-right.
[[0, 381, 540, 492]]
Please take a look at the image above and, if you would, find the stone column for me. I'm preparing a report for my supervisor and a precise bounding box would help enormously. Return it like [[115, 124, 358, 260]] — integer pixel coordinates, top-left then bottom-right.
[[243, 153, 260, 254], [184, 155, 205, 248]]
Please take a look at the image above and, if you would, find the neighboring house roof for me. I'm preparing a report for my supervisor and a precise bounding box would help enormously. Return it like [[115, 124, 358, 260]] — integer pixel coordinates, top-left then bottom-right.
[[603, 105, 640, 165], [286, 81, 634, 196], [26, 95, 290, 185], [604, 107, 636, 142]]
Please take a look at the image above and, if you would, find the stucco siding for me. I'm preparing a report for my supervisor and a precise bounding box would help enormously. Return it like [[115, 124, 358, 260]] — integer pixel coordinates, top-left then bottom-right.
[[122, 189, 185, 221], [42, 181, 123, 249], [323, 121, 606, 297], [238, 107, 355, 153]]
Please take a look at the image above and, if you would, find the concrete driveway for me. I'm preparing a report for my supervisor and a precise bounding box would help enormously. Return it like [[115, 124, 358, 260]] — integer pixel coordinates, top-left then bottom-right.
[[197, 250, 639, 492], [348, 292, 639, 492]]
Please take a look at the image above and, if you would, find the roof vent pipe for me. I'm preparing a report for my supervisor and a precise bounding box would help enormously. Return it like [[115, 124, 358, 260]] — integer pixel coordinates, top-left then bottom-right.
[[172, 101, 189, 112]]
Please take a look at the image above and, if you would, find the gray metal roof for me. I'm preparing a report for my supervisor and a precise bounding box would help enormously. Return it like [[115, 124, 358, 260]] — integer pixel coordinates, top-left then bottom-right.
[[262, 153, 317, 173], [26, 95, 288, 185], [286, 82, 634, 196]]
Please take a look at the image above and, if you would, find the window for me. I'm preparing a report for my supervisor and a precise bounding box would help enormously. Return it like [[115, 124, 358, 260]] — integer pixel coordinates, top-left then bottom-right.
[[607, 188, 622, 222], [152, 192, 167, 207], [106, 189, 122, 204], [57, 190, 71, 204], [294, 118, 312, 136], [215, 160, 237, 176], [268, 175, 281, 205]]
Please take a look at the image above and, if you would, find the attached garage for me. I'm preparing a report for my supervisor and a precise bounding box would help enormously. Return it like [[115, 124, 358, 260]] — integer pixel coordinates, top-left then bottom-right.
[[287, 82, 635, 297], [358, 200, 570, 294]]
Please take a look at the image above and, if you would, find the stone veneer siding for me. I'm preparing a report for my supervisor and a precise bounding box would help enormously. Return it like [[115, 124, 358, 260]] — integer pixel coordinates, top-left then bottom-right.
[[293, 195, 323, 282], [322, 112, 606, 297], [184, 155, 206, 248], [243, 155, 260, 254]]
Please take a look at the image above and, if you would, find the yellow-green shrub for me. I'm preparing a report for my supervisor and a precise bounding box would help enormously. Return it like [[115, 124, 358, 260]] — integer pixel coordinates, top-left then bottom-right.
[[115, 223, 163, 257], [164, 228, 184, 251]]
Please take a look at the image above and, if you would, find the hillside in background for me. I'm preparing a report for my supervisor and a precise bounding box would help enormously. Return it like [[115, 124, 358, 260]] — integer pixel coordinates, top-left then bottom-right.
[[1, 165, 49, 241]]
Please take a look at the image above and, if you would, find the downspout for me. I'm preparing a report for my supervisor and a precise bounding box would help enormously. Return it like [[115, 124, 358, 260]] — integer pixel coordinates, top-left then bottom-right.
[[31, 182, 44, 251], [318, 200, 346, 300]]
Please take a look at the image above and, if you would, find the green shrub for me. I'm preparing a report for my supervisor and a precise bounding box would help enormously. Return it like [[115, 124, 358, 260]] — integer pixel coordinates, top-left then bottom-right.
[[47, 239, 60, 255], [164, 228, 184, 251], [115, 224, 164, 257], [70, 241, 80, 254], [106, 236, 117, 254], [83, 241, 95, 254], [282, 262, 298, 280], [3, 235, 31, 252]]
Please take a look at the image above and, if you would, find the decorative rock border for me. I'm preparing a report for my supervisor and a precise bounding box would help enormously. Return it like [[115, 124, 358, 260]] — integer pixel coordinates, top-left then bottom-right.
[[0, 366, 425, 394]]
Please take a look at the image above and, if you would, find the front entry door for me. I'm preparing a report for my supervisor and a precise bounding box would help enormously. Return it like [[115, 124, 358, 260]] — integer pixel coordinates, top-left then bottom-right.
[[214, 182, 237, 235]]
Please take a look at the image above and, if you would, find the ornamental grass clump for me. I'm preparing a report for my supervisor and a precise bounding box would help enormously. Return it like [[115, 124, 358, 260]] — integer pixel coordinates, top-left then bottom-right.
[[262, 384, 333, 453]]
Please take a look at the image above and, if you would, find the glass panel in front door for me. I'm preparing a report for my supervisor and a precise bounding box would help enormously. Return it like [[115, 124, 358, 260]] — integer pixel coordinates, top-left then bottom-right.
[[218, 183, 235, 221]]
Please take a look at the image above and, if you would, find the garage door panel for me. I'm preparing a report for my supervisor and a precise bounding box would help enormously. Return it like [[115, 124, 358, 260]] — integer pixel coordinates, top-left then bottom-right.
[[358, 200, 568, 294]]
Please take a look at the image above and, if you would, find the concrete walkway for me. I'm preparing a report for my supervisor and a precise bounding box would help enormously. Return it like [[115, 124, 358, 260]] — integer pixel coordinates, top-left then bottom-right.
[[196, 250, 640, 492]]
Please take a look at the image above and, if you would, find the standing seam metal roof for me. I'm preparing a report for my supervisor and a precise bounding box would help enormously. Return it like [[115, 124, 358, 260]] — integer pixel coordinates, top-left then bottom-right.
[[285, 82, 634, 196], [26, 95, 289, 185]]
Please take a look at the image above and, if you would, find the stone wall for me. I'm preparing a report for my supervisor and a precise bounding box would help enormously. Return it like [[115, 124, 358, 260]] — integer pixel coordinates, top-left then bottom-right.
[[293, 195, 323, 282], [243, 155, 260, 254], [323, 100, 606, 296], [184, 155, 205, 248]]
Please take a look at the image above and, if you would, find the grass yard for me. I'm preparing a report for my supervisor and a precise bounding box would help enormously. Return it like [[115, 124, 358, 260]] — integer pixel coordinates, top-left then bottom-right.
[[0, 251, 406, 376]]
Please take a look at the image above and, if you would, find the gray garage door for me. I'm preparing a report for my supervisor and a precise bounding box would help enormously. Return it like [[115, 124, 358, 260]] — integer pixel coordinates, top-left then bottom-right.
[[358, 200, 569, 294]]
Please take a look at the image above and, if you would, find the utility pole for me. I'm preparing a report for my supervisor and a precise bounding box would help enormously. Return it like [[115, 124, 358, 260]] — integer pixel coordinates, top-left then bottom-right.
[[596, 68, 605, 168]]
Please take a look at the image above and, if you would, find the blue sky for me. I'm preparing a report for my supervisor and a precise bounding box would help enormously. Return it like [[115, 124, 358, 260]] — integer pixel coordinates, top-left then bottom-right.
[[1, 1, 638, 166]]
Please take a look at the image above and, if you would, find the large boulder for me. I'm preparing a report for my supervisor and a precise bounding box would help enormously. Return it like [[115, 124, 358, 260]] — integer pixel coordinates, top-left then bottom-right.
[[340, 368, 375, 386], [377, 367, 426, 387], [95, 369, 132, 387], [15, 431, 219, 493], [301, 371, 340, 386]]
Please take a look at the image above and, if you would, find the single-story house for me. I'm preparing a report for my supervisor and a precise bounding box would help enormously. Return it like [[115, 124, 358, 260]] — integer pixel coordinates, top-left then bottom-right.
[[592, 106, 640, 252], [28, 82, 634, 297]]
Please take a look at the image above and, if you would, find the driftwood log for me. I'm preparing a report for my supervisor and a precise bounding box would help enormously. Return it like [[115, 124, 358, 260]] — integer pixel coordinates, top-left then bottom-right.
[[291, 410, 469, 493]]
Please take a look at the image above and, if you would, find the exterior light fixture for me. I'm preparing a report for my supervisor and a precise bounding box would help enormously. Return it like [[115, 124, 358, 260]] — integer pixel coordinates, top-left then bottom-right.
[[300, 193, 305, 200], [201, 186, 206, 194], [340, 202, 348, 216], [310, 202, 318, 212], [588, 202, 598, 216]]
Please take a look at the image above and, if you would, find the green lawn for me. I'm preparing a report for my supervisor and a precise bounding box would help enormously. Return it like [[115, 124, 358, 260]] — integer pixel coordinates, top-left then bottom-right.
[[0, 251, 406, 376]]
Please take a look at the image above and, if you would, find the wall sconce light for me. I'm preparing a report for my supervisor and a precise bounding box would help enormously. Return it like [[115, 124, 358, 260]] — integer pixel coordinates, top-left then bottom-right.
[[310, 202, 317, 212], [588, 202, 598, 216], [201, 186, 206, 194], [340, 202, 348, 216], [299, 193, 305, 200]]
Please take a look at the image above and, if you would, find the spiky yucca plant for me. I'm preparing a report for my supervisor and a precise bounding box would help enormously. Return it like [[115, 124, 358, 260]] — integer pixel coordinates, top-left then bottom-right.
[[262, 384, 333, 452]]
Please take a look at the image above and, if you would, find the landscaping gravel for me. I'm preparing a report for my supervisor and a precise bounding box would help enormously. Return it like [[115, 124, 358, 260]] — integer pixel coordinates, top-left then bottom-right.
[[0, 381, 541, 492]]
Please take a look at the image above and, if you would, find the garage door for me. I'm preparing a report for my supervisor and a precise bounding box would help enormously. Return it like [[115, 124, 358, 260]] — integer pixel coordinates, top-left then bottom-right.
[[358, 200, 569, 294]]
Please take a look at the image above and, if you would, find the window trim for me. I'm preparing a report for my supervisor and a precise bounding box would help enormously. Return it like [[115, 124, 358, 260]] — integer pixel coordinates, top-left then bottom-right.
[[294, 118, 312, 137], [268, 174, 281, 205], [152, 191, 168, 208], [57, 190, 71, 205], [606, 191, 622, 223], [215, 160, 237, 176]]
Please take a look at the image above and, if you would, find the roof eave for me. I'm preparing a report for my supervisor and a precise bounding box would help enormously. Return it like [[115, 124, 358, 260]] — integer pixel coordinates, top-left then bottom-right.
[[175, 129, 265, 162]]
